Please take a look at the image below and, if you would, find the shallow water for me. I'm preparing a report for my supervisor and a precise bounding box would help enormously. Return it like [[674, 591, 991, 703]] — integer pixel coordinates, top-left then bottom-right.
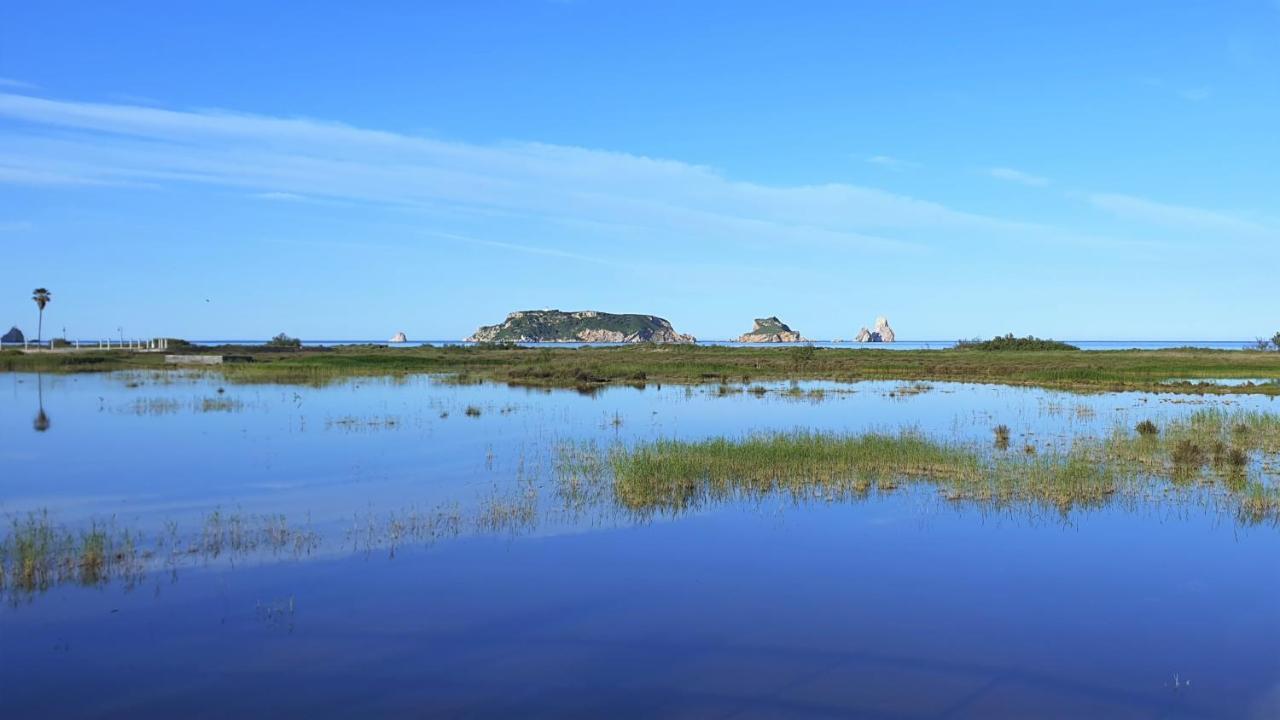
[[2, 372, 1278, 718]]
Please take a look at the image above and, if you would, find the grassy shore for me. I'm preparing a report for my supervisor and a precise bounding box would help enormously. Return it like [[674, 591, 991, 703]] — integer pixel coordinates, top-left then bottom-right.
[[4, 344, 1280, 394]]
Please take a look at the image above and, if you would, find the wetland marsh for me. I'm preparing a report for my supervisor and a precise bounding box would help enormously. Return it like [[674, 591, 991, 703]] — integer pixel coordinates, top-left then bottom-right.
[[2, 369, 1278, 718]]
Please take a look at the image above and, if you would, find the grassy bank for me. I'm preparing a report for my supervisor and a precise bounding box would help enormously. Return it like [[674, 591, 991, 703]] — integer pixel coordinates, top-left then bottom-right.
[[4, 344, 1280, 394]]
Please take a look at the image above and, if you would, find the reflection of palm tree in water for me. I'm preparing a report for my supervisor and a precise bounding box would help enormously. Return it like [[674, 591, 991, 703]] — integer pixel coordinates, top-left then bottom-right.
[[33, 373, 51, 432]]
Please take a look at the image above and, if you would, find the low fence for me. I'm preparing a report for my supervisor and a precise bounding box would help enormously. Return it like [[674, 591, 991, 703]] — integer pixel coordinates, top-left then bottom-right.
[[0, 339, 175, 351]]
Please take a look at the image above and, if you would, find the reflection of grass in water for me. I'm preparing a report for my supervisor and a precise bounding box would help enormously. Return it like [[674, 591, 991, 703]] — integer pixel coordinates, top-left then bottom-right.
[[325, 415, 401, 431], [475, 481, 538, 534], [560, 409, 1280, 523], [128, 397, 183, 415], [200, 396, 244, 413], [118, 395, 245, 415]]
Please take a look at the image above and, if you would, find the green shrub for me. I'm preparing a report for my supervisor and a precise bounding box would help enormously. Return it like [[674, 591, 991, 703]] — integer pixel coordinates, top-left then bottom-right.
[[267, 333, 302, 349], [955, 334, 1078, 351]]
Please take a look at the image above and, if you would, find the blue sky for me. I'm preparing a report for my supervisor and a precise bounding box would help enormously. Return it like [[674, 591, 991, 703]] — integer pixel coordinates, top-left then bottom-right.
[[1, 1, 1278, 341]]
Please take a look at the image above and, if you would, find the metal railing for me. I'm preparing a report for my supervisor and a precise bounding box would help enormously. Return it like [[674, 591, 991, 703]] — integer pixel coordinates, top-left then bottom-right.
[[0, 338, 174, 351]]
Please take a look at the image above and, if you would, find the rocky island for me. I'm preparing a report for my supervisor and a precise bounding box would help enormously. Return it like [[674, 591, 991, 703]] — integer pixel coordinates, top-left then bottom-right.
[[854, 316, 896, 343], [2, 326, 23, 344], [468, 310, 696, 343], [736, 317, 809, 343]]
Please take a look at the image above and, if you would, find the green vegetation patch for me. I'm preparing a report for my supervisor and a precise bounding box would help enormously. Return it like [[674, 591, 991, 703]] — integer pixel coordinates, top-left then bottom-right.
[[6, 343, 1280, 395], [558, 409, 1280, 522], [956, 334, 1079, 351]]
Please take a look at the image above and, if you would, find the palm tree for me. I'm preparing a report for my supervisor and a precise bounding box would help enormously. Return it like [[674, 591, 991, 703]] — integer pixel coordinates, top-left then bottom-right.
[[32, 288, 51, 345]]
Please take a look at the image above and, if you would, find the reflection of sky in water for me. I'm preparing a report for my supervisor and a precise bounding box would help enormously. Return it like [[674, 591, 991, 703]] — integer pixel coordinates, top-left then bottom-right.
[[3, 372, 1276, 529], [1, 372, 1278, 718]]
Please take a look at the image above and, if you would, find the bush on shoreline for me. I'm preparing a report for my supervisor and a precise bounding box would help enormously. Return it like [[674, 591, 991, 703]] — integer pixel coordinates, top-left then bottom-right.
[[267, 333, 302, 349], [955, 334, 1079, 351]]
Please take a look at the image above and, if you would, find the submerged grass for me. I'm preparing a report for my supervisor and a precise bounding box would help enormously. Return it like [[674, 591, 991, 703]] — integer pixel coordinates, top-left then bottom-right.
[[0, 512, 143, 594]]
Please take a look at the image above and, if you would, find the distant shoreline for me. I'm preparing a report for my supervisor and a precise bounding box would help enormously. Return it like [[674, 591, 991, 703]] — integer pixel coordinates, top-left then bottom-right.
[[5, 343, 1280, 395]]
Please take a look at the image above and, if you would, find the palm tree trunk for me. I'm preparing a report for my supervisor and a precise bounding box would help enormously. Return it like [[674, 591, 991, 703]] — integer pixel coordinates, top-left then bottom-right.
[[37, 309, 43, 345]]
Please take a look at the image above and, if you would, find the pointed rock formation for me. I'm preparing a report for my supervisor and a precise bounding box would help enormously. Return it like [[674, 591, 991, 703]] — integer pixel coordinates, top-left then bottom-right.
[[854, 316, 896, 343], [874, 316, 895, 342], [736, 317, 808, 343], [389, 331, 408, 343], [2, 326, 23, 343]]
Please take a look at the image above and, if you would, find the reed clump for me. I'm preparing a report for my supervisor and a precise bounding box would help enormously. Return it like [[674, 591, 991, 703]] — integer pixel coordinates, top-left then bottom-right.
[[993, 425, 1011, 450]]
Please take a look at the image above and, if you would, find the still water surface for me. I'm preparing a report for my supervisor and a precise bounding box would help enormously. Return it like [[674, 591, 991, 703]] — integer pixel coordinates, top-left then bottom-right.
[[2, 372, 1277, 718]]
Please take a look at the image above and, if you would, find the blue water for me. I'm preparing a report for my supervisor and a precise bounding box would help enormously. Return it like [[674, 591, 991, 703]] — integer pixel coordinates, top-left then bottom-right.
[[1, 372, 1277, 717]]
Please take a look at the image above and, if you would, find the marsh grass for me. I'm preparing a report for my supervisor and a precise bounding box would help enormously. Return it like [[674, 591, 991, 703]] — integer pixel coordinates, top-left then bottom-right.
[[561, 409, 1280, 524], [475, 481, 539, 534], [0, 512, 143, 594], [587, 431, 1123, 517], [347, 504, 463, 556], [198, 509, 320, 558], [890, 382, 933, 398], [993, 425, 1011, 450], [10, 344, 1280, 395]]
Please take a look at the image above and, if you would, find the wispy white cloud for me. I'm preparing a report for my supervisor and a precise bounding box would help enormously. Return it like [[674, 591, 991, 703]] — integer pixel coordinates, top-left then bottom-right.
[[1087, 192, 1268, 235], [987, 167, 1050, 187], [422, 230, 624, 267], [0, 78, 37, 89], [0, 92, 1219, 262], [253, 191, 312, 202], [865, 155, 920, 171]]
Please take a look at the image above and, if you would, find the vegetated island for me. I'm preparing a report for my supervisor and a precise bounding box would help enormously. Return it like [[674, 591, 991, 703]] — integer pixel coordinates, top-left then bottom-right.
[[736, 317, 809, 343], [467, 309, 695, 343]]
